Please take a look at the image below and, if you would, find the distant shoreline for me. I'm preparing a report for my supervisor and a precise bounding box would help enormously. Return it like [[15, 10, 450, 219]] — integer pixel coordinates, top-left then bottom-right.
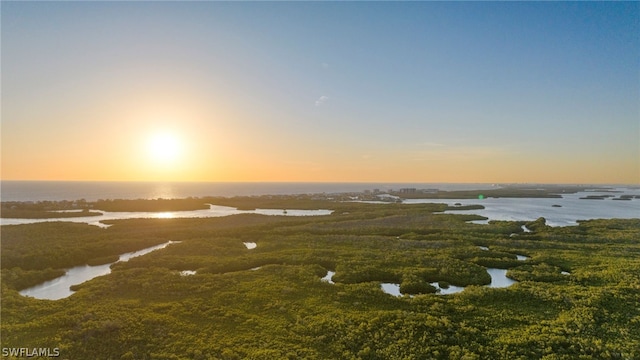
[[1, 181, 637, 203], [2, 184, 639, 220]]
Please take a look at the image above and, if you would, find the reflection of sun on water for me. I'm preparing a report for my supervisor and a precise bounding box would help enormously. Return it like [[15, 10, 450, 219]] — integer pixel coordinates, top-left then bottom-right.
[[151, 183, 176, 200], [155, 212, 175, 219]]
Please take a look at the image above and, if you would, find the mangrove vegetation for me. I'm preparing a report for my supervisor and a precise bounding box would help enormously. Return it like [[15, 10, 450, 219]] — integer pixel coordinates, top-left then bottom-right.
[[1, 199, 639, 359]]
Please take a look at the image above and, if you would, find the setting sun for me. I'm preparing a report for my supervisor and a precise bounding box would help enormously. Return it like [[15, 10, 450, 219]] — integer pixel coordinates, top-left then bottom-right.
[[146, 132, 182, 164]]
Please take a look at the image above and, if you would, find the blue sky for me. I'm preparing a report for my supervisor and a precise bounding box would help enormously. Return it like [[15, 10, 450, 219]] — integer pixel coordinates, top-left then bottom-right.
[[2, 1, 638, 183]]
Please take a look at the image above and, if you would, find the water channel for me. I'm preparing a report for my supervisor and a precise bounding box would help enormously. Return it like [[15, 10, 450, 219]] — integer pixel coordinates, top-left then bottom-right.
[[0, 205, 333, 227], [20, 241, 178, 300]]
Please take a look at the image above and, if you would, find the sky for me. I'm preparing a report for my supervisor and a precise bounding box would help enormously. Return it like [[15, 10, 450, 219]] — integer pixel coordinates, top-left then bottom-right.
[[2, 1, 638, 184]]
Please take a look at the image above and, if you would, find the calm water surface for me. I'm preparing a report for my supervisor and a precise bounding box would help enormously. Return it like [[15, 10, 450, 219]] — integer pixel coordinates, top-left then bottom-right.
[[381, 250, 529, 296], [1, 205, 333, 227], [381, 268, 519, 297], [20, 241, 177, 300], [406, 187, 640, 226]]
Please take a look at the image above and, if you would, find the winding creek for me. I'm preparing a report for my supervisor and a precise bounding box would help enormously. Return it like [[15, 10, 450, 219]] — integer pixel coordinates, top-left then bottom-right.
[[21, 240, 262, 300], [20, 241, 178, 300]]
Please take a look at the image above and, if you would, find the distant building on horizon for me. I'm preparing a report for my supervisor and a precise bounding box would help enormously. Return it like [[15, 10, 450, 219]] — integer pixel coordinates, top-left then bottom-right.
[[398, 188, 417, 194]]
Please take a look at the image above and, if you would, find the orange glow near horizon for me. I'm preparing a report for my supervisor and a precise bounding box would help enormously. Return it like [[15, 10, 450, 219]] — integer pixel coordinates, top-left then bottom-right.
[[1, 102, 639, 184], [1, 100, 638, 185], [2, 141, 636, 184], [2, 96, 636, 184]]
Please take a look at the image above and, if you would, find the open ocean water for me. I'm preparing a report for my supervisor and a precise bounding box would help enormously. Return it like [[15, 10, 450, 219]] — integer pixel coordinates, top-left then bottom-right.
[[0, 181, 498, 202]]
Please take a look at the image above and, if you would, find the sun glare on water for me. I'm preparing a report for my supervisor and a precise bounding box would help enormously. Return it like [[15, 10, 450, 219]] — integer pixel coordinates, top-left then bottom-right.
[[155, 212, 175, 219]]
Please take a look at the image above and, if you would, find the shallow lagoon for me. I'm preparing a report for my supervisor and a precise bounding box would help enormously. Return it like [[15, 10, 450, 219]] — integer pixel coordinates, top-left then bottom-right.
[[381, 250, 528, 296], [405, 187, 640, 226], [380, 268, 518, 297]]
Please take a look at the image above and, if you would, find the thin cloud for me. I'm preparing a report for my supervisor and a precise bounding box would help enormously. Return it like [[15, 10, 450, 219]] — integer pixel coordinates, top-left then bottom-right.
[[315, 95, 329, 107]]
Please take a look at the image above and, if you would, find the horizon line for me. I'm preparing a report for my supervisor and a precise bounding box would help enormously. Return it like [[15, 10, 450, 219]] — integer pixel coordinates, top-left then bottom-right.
[[1, 179, 638, 186]]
